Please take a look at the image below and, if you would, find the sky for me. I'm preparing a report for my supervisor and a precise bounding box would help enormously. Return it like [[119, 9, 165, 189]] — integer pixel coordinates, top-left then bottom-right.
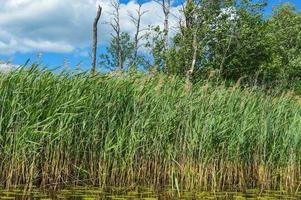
[[0, 0, 300, 71]]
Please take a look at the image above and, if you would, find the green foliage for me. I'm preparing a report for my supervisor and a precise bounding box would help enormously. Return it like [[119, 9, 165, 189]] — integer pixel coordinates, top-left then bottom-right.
[[144, 26, 166, 72], [167, 1, 203, 77], [99, 31, 148, 73], [263, 4, 301, 88], [97, 1, 301, 92], [167, 1, 269, 81], [163, 1, 301, 90], [1, 67, 301, 191], [212, 2, 269, 82], [99, 32, 134, 71]]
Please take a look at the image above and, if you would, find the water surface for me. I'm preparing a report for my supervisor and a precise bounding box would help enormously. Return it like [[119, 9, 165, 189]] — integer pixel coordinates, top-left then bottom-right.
[[0, 187, 298, 199]]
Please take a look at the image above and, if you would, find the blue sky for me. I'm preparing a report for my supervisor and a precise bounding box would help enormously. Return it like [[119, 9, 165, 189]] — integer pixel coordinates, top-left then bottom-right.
[[0, 0, 300, 71]]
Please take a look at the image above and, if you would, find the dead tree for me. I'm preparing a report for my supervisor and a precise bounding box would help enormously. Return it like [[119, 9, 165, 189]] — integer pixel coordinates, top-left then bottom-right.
[[110, 0, 123, 76], [154, 0, 171, 71], [128, 4, 148, 71], [91, 5, 102, 76], [162, 0, 170, 53]]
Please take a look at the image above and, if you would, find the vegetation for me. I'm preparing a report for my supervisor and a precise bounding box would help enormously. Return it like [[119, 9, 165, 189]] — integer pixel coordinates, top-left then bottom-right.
[[1, 67, 301, 193], [100, 0, 301, 93], [0, 0, 301, 195]]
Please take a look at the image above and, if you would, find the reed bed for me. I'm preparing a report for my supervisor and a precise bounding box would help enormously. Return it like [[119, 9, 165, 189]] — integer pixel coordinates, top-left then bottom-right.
[[0, 66, 301, 193]]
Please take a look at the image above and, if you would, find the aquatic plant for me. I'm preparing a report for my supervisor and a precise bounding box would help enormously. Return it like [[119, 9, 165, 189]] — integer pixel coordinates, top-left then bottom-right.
[[0, 66, 301, 193]]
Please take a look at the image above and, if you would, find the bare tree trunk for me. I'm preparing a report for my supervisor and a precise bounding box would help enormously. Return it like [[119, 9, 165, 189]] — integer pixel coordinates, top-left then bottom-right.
[[180, 0, 196, 73], [91, 5, 102, 76], [163, 0, 170, 51], [132, 5, 142, 65], [186, 29, 198, 84], [185, 4, 199, 90], [110, 0, 123, 76], [163, 0, 170, 72], [154, 0, 170, 72], [129, 4, 147, 71]]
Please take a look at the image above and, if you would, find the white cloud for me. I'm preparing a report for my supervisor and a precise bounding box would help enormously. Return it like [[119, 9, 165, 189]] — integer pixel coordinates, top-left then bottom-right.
[[0, 0, 182, 55], [0, 63, 17, 73]]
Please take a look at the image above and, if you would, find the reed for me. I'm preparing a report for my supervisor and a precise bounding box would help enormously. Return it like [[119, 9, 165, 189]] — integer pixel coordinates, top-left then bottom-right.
[[0, 66, 301, 193]]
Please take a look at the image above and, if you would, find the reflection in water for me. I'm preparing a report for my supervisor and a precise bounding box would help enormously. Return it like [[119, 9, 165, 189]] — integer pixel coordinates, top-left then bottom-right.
[[0, 187, 298, 199]]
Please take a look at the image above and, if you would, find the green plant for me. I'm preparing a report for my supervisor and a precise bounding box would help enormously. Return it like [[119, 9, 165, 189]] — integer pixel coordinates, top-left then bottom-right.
[[0, 67, 301, 192]]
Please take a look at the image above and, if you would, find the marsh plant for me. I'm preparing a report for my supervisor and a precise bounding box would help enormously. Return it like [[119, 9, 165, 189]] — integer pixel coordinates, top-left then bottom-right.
[[0, 67, 301, 193]]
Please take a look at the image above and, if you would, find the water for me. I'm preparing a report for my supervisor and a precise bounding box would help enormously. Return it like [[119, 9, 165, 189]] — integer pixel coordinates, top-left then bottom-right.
[[0, 187, 298, 199]]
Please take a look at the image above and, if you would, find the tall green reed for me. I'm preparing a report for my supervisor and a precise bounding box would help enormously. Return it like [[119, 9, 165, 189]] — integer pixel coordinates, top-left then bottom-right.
[[0, 66, 301, 192]]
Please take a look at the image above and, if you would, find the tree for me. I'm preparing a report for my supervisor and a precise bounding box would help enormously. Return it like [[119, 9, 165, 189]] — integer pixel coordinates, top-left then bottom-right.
[[205, 1, 269, 82], [128, 4, 148, 71], [154, 0, 171, 72], [167, 0, 271, 85], [264, 3, 301, 89], [144, 25, 166, 73], [110, 0, 123, 76], [91, 5, 102, 76], [99, 0, 134, 75], [167, 0, 207, 78], [97, 0, 301, 92], [99, 32, 134, 73]]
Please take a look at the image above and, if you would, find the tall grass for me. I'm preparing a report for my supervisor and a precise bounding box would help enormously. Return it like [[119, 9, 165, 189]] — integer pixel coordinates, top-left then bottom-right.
[[0, 66, 301, 193]]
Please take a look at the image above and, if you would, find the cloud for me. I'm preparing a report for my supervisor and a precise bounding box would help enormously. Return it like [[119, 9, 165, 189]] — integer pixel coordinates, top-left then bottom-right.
[[0, 0, 182, 55], [0, 63, 17, 73]]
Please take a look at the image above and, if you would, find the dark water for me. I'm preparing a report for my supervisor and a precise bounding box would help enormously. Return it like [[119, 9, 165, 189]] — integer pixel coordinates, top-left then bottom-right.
[[0, 187, 298, 199]]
